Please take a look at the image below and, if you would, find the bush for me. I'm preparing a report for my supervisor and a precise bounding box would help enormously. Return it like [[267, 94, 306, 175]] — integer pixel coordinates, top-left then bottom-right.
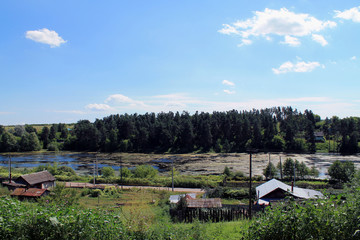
[[101, 166, 115, 178], [328, 160, 355, 183], [132, 165, 158, 178], [47, 142, 59, 151]]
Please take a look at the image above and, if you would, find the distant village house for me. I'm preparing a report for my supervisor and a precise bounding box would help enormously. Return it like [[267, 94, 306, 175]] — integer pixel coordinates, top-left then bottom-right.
[[256, 179, 323, 205]]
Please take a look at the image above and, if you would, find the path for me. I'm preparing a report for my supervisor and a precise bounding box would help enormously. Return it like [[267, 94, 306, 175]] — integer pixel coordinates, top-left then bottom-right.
[[64, 182, 205, 193]]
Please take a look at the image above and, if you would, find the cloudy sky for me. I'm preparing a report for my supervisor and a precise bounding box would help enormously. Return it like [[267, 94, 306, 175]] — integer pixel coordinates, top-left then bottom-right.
[[1, 0, 360, 125]]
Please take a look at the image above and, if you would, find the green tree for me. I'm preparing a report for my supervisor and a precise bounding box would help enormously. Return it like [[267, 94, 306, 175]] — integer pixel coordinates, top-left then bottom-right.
[[49, 125, 56, 140], [0, 125, 4, 135], [25, 124, 37, 134], [132, 165, 158, 178], [40, 126, 50, 149], [263, 162, 278, 180], [19, 132, 41, 151], [101, 167, 115, 178], [328, 160, 355, 183], [0, 132, 18, 152], [283, 158, 295, 179], [223, 166, 232, 177]]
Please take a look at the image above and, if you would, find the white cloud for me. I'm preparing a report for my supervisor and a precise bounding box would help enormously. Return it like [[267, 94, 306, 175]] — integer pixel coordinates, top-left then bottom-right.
[[282, 35, 301, 46], [26, 28, 67, 47], [105, 94, 145, 107], [351, 56, 357, 60], [85, 104, 112, 111], [311, 34, 328, 46], [272, 61, 323, 74], [222, 80, 235, 86], [334, 6, 360, 22], [219, 8, 336, 46], [224, 90, 236, 95], [237, 38, 252, 47]]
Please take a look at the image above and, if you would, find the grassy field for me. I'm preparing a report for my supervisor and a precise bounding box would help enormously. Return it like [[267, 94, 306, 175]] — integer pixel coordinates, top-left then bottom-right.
[[0, 185, 250, 239]]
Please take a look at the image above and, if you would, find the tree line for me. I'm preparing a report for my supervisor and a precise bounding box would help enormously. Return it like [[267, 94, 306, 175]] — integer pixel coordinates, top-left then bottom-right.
[[1, 106, 360, 154]]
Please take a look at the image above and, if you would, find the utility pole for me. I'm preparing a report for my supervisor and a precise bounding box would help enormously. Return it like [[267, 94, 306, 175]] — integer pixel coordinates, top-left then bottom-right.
[[293, 160, 296, 186], [93, 158, 96, 185], [120, 156, 123, 190], [279, 156, 283, 180], [96, 153, 99, 177], [8, 155, 12, 183], [172, 158, 174, 192], [249, 152, 253, 220]]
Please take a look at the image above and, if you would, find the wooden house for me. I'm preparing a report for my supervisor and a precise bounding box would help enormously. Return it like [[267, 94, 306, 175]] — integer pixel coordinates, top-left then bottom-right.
[[14, 171, 56, 189], [256, 179, 323, 205]]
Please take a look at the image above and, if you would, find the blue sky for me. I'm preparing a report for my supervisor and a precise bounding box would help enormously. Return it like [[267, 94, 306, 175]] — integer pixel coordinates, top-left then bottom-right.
[[1, 0, 360, 125]]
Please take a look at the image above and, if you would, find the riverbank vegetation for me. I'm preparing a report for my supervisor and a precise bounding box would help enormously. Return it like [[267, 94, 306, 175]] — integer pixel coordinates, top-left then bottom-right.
[[1, 106, 360, 155], [1, 167, 360, 239]]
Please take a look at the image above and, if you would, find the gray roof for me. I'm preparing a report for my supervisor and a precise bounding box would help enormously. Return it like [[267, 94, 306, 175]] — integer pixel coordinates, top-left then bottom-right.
[[256, 179, 323, 200], [18, 171, 56, 185], [186, 198, 222, 208]]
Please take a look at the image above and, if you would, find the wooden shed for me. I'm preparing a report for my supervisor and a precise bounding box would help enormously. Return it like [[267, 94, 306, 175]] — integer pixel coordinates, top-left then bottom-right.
[[186, 198, 222, 208], [15, 171, 56, 189], [11, 188, 49, 200]]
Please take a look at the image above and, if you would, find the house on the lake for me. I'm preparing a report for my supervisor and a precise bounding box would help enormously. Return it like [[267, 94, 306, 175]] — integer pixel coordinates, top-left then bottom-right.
[[256, 179, 323, 205]]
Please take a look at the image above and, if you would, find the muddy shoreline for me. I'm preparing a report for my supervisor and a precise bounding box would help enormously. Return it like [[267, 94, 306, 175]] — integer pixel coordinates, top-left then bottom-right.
[[2, 151, 360, 177], [76, 152, 360, 177]]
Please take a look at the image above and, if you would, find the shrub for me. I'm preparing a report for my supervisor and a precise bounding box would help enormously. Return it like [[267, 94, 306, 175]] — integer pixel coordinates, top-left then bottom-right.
[[328, 160, 355, 183], [132, 165, 158, 178], [101, 166, 115, 178], [47, 142, 59, 151]]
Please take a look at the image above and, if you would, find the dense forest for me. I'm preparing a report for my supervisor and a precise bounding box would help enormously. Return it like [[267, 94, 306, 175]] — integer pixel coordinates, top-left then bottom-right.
[[0, 106, 359, 154]]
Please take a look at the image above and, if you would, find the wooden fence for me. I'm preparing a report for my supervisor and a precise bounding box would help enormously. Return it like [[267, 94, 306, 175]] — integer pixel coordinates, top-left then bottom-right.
[[170, 207, 252, 223]]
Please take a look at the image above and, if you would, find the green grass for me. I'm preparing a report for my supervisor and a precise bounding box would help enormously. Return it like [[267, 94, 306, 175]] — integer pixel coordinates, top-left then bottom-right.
[[0, 187, 250, 239]]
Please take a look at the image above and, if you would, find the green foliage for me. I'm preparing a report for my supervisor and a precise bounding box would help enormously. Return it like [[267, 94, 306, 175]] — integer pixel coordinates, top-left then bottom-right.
[[328, 160, 355, 183], [47, 142, 60, 151], [223, 166, 231, 177], [41, 184, 80, 206], [282, 158, 295, 178], [270, 135, 285, 151], [207, 186, 251, 200], [101, 166, 115, 178], [120, 167, 132, 178], [19, 132, 41, 151], [0, 197, 125, 239], [0, 132, 18, 152], [263, 162, 277, 180], [247, 177, 360, 240], [132, 165, 158, 178]]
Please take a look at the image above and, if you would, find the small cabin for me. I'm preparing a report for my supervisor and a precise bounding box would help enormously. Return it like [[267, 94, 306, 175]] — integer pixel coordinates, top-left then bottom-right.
[[314, 132, 325, 142], [15, 171, 56, 189]]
